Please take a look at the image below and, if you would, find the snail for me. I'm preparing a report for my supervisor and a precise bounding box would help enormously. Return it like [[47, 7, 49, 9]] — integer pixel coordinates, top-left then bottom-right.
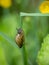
[[15, 28, 24, 48]]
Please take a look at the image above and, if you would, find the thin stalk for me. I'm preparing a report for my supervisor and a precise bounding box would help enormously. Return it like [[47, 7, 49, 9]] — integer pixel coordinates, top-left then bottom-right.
[[0, 32, 17, 48], [22, 44, 28, 65], [20, 16, 28, 65]]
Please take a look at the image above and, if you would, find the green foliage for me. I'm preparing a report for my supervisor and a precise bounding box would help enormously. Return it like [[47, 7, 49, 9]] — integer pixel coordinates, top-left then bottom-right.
[[37, 34, 49, 65], [0, 42, 8, 65], [0, 14, 24, 65], [0, 0, 49, 65], [0, 15, 49, 65]]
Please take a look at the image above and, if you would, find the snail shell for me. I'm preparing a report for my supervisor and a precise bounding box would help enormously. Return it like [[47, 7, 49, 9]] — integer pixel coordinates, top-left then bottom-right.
[[15, 28, 24, 48]]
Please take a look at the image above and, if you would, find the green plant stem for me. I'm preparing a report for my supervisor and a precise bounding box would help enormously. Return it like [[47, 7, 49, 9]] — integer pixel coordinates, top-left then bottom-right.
[[22, 44, 28, 65], [0, 32, 17, 48], [20, 16, 28, 65]]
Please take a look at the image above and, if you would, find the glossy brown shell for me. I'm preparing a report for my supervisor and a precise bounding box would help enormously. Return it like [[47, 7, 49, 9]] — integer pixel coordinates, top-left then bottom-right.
[[15, 29, 24, 48]]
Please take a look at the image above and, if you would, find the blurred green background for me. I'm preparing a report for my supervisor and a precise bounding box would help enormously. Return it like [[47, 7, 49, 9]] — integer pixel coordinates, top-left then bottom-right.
[[0, 0, 49, 65]]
